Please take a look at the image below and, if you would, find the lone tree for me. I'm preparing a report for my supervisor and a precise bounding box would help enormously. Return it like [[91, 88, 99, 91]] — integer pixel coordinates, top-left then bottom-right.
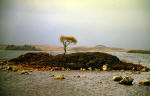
[[60, 35, 77, 54]]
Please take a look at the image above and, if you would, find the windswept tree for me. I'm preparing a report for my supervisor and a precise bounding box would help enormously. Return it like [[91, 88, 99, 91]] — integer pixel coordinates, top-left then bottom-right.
[[60, 35, 77, 54]]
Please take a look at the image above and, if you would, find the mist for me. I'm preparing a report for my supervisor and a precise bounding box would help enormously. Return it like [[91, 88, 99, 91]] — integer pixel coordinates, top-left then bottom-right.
[[0, 0, 150, 50]]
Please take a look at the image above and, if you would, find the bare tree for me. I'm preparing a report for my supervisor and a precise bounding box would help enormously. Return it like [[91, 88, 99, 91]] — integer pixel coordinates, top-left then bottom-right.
[[60, 35, 77, 54]]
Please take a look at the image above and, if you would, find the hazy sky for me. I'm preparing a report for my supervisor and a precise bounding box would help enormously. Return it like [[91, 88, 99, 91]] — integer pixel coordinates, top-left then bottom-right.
[[0, 0, 150, 50]]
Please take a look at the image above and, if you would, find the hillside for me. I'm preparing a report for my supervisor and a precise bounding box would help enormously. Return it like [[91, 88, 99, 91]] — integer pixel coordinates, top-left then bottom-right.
[[70, 45, 128, 52]]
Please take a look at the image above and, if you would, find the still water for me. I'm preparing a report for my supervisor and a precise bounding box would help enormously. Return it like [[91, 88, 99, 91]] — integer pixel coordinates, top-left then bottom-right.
[[0, 50, 150, 96]]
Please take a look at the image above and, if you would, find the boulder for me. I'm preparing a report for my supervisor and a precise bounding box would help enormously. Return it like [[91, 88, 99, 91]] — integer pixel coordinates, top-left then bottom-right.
[[139, 79, 150, 86], [48, 74, 54, 77], [74, 75, 80, 78], [80, 68, 86, 71], [97, 80, 102, 84], [102, 64, 108, 71], [94, 68, 100, 71], [113, 76, 123, 81], [88, 67, 92, 71], [19, 70, 29, 75], [6, 66, 12, 71], [12, 69, 18, 72], [141, 68, 149, 72], [131, 71, 141, 74], [54, 74, 65, 79], [81, 75, 87, 78], [119, 76, 133, 85]]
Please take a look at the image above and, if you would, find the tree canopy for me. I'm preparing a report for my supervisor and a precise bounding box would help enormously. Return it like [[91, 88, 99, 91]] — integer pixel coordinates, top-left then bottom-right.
[[60, 35, 77, 54]]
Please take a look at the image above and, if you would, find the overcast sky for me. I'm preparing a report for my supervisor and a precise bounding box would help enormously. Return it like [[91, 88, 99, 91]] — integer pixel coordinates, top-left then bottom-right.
[[0, 0, 150, 50]]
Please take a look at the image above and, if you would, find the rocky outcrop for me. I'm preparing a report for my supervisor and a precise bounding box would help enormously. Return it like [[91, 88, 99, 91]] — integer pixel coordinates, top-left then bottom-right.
[[113, 76, 122, 81], [139, 79, 150, 86], [119, 76, 133, 85]]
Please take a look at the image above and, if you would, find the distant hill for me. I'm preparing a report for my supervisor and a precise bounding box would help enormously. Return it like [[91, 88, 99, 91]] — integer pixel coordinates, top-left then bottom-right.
[[70, 45, 127, 52], [0, 45, 41, 51], [2, 44, 150, 54]]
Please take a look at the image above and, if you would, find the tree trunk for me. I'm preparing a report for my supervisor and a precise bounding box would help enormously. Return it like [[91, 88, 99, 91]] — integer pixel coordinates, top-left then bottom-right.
[[64, 45, 66, 55]]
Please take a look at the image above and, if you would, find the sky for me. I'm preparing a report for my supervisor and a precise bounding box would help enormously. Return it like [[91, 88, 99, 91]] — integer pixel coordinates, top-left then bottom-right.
[[0, 0, 150, 50]]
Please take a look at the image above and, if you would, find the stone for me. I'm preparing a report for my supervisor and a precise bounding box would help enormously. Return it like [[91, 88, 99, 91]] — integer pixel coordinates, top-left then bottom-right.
[[97, 80, 102, 84], [81, 75, 87, 78], [88, 67, 92, 71], [54, 74, 65, 79], [80, 68, 86, 71], [141, 68, 149, 72], [94, 68, 100, 71], [48, 74, 54, 77], [102, 64, 108, 71], [82, 68, 86, 71], [74, 75, 80, 78], [139, 79, 150, 86], [19, 70, 29, 75], [119, 76, 133, 85], [113, 76, 123, 81], [80, 68, 83, 71], [6, 66, 12, 71], [131, 71, 141, 74]]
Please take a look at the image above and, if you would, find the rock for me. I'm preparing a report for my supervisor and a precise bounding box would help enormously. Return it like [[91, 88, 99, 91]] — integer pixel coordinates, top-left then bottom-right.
[[102, 64, 108, 71], [81, 75, 87, 78], [54, 74, 65, 79], [94, 68, 100, 71], [141, 68, 149, 72], [82, 68, 86, 71], [139, 79, 150, 86], [120, 70, 125, 72], [119, 76, 133, 85], [48, 74, 54, 77], [113, 76, 123, 81], [6, 66, 12, 71], [131, 71, 141, 74], [12, 69, 18, 72], [66, 68, 70, 71], [88, 67, 92, 71], [97, 80, 102, 84], [19, 70, 29, 75], [80, 68, 83, 71], [74, 75, 80, 78], [80, 68, 86, 71]]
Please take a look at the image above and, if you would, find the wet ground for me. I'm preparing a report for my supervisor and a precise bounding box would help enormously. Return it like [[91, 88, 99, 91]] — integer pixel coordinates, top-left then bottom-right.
[[0, 50, 150, 96], [0, 70, 150, 96]]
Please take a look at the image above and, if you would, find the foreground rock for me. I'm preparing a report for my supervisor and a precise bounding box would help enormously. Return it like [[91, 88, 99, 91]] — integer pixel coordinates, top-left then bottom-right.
[[119, 76, 133, 85], [54, 74, 65, 79], [19, 70, 29, 75], [81, 75, 87, 78], [102, 64, 109, 71], [113, 76, 122, 81], [48, 74, 54, 77], [139, 79, 150, 86], [5, 66, 12, 71]]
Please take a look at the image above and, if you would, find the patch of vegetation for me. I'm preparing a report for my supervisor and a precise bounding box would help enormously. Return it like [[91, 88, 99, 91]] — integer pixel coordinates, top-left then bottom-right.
[[8, 52, 149, 71], [5, 45, 41, 51], [127, 50, 150, 54]]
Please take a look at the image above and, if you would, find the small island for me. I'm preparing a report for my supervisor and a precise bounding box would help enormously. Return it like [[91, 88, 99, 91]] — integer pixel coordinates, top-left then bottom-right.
[[2, 52, 149, 72]]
